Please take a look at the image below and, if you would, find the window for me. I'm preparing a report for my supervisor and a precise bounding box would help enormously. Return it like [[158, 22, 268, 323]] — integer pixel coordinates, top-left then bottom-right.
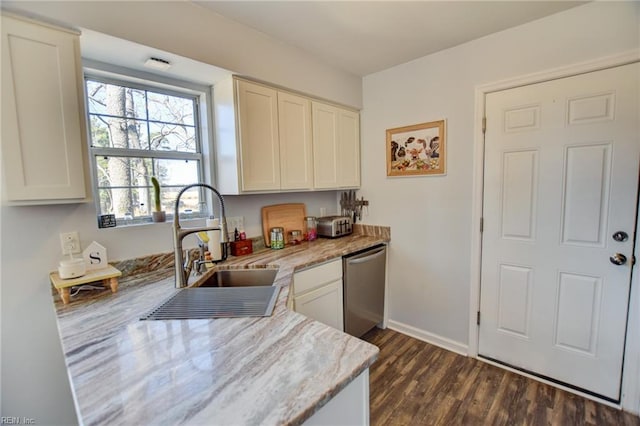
[[85, 76, 206, 224]]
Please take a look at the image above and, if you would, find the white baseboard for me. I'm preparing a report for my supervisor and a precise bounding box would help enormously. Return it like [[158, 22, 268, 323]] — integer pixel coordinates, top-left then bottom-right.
[[387, 320, 468, 356]]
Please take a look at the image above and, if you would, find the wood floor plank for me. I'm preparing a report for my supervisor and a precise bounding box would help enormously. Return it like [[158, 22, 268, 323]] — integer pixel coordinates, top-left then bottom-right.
[[362, 328, 639, 426]]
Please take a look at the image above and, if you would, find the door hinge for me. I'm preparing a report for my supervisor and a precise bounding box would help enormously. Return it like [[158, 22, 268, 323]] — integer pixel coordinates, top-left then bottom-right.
[[477, 311, 481, 325], [482, 116, 487, 134], [480, 217, 484, 233]]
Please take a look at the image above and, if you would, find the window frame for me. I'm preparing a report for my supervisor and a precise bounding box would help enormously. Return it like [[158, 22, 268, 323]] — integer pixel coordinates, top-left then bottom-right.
[[84, 69, 211, 225]]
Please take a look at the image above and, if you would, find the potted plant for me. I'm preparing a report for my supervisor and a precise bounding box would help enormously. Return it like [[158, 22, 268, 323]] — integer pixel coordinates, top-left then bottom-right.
[[150, 176, 166, 222]]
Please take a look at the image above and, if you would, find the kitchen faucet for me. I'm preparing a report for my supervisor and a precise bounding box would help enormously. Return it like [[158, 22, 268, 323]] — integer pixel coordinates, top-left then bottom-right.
[[173, 183, 227, 288]]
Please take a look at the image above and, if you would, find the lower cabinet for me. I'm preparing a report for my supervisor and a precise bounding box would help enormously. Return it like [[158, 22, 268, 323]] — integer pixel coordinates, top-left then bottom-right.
[[304, 369, 370, 425], [294, 280, 343, 331], [293, 258, 344, 331], [293, 260, 370, 424]]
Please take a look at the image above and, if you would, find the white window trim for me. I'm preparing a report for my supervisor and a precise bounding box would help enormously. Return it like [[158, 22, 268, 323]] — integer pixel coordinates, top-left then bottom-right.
[[83, 59, 216, 226]]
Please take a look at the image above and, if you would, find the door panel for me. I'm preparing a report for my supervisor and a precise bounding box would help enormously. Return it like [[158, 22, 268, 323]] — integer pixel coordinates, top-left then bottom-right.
[[561, 143, 611, 246], [480, 63, 639, 400], [497, 264, 533, 338], [501, 150, 538, 240], [554, 272, 601, 355]]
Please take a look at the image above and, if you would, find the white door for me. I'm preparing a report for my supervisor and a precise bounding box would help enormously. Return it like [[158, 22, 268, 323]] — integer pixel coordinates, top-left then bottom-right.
[[479, 63, 639, 401]]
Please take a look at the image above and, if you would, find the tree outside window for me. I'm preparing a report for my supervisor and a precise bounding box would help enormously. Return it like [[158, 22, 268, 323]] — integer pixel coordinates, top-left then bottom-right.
[[86, 77, 205, 224]]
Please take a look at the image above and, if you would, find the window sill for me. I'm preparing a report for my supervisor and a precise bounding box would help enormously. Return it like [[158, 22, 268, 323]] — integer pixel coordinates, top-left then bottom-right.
[[99, 215, 208, 229]]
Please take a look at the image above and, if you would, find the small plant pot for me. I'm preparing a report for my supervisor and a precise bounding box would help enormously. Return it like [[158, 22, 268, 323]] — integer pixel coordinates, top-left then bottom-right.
[[152, 211, 166, 223]]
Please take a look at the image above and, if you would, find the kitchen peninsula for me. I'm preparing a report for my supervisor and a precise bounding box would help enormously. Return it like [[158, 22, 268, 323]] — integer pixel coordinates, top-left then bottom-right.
[[52, 230, 389, 425]]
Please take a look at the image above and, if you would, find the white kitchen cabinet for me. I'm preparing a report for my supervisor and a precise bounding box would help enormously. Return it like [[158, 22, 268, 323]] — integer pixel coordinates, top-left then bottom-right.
[[295, 280, 344, 330], [278, 91, 313, 190], [1, 13, 89, 204], [312, 101, 360, 189], [293, 258, 344, 331], [304, 369, 369, 425], [214, 77, 314, 194], [236, 80, 281, 191], [214, 77, 358, 194]]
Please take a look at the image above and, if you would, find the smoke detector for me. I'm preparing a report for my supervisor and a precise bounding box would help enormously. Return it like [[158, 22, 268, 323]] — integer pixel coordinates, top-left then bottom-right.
[[144, 57, 172, 71]]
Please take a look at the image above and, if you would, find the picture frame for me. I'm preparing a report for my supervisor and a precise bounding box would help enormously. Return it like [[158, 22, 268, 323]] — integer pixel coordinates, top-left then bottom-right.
[[386, 120, 446, 177]]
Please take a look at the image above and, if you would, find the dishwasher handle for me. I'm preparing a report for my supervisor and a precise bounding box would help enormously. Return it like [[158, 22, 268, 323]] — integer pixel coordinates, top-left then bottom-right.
[[345, 247, 386, 265]]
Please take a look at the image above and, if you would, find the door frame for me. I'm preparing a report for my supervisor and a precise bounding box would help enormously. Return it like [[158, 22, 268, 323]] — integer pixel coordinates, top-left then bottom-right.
[[468, 49, 640, 412]]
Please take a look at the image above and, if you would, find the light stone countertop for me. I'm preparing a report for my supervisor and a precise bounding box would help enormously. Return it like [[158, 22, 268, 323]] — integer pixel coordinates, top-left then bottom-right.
[[52, 232, 389, 425]]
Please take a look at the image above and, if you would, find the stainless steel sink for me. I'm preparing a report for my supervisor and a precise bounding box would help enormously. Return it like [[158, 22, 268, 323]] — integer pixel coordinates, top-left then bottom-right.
[[195, 269, 278, 287], [140, 269, 280, 320], [140, 286, 280, 320]]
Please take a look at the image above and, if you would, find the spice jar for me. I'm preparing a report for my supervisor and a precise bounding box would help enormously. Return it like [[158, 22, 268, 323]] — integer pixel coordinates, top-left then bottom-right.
[[288, 230, 303, 245], [305, 216, 317, 241], [270, 227, 284, 249]]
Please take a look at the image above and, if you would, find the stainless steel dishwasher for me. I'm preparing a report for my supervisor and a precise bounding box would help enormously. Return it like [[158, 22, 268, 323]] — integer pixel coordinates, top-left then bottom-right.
[[343, 244, 387, 337]]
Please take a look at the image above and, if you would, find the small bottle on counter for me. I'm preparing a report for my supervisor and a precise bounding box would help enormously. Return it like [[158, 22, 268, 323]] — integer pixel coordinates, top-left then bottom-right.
[[270, 227, 284, 249], [288, 230, 303, 245], [239, 228, 246, 240], [305, 216, 317, 241]]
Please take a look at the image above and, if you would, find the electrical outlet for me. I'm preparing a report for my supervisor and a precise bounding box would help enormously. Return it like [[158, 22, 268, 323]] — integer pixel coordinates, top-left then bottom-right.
[[60, 231, 81, 255]]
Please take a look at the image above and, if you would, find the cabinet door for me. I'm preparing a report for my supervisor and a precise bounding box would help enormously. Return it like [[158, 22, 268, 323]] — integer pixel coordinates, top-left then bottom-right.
[[337, 109, 360, 188], [1, 15, 88, 202], [311, 101, 339, 189], [312, 101, 360, 189], [293, 258, 342, 295], [278, 92, 313, 190], [294, 279, 344, 331], [236, 80, 280, 191]]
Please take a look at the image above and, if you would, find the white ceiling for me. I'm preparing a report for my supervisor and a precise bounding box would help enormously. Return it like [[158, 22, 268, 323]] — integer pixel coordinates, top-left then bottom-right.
[[79, 1, 587, 84], [194, 1, 586, 76]]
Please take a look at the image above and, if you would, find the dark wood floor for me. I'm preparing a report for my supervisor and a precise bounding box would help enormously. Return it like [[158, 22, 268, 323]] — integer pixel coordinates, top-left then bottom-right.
[[361, 328, 640, 426]]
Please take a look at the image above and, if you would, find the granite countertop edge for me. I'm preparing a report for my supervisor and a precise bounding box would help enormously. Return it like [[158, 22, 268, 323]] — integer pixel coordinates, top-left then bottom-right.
[[52, 233, 390, 426]]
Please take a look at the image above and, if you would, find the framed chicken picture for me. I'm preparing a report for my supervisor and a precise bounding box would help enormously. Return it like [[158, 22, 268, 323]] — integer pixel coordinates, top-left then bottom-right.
[[386, 120, 446, 176]]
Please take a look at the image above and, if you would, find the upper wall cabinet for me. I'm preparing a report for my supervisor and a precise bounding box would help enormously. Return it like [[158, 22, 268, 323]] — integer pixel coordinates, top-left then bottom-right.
[[278, 91, 314, 190], [214, 77, 358, 194], [312, 102, 360, 189], [1, 14, 89, 204], [215, 78, 313, 194], [236, 80, 281, 191]]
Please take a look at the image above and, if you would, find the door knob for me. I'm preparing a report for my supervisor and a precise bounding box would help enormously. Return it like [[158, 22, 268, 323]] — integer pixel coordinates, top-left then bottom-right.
[[610, 253, 627, 266], [612, 231, 629, 242]]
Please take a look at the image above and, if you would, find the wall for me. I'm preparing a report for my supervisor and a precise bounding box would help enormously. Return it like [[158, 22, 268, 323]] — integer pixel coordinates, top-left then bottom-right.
[[0, 2, 356, 422], [360, 1, 639, 349]]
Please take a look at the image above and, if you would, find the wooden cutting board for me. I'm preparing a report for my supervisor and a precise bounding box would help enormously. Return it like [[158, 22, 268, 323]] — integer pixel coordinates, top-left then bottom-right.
[[261, 203, 307, 247]]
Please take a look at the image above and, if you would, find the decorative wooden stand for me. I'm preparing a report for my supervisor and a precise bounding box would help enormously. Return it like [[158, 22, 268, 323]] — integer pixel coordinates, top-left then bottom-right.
[[50, 265, 122, 304]]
